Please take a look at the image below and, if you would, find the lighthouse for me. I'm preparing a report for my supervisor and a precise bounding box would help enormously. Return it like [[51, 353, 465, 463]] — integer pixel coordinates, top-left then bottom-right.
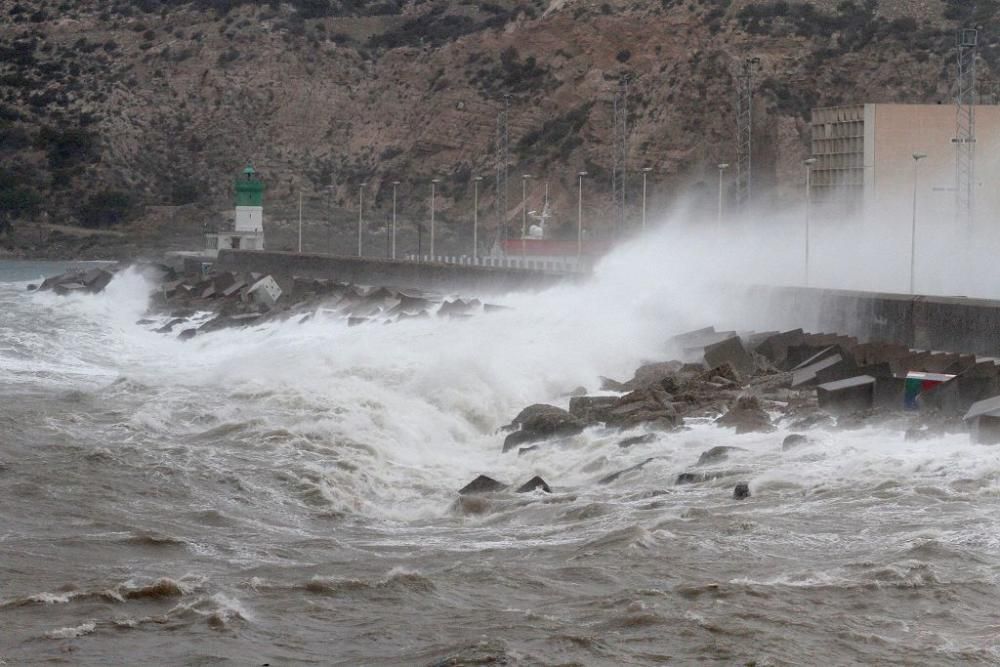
[[232, 164, 265, 250]]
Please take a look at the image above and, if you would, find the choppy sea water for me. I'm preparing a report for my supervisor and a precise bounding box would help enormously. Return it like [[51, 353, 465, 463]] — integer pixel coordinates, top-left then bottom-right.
[[3, 250, 1000, 666]]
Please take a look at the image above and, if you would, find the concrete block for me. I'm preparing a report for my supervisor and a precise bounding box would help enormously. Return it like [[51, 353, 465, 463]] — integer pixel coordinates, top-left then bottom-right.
[[964, 396, 1000, 444], [852, 341, 912, 367], [817, 375, 875, 414], [703, 336, 754, 379], [873, 375, 906, 409], [81, 268, 114, 293], [791, 353, 844, 388], [221, 280, 246, 298], [247, 275, 282, 307], [753, 329, 805, 368]]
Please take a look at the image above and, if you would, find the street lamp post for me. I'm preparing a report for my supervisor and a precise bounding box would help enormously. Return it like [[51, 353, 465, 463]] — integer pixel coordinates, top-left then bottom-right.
[[472, 176, 482, 261], [521, 174, 532, 259], [327, 187, 333, 255], [577, 171, 587, 263], [430, 178, 439, 260], [297, 189, 303, 253], [803, 157, 817, 286], [357, 183, 364, 258], [641, 167, 652, 231], [391, 180, 399, 260], [717, 163, 729, 227], [910, 152, 927, 294]]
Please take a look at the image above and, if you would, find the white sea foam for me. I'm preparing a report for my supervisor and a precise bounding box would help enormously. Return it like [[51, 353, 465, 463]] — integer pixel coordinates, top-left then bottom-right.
[[5, 222, 1000, 528]]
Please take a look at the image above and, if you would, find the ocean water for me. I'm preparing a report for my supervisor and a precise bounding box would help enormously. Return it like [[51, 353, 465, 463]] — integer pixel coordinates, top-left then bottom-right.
[[2, 237, 1000, 666]]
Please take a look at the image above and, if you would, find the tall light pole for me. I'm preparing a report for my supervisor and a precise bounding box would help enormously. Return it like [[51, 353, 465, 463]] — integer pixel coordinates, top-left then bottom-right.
[[391, 180, 399, 260], [910, 152, 927, 294], [327, 187, 333, 255], [357, 183, 364, 258], [640, 167, 652, 231], [803, 157, 817, 286], [472, 175, 482, 261], [521, 174, 532, 259], [577, 171, 587, 262], [297, 189, 303, 253], [716, 163, 729, 227], [430, 178, 439, 259]]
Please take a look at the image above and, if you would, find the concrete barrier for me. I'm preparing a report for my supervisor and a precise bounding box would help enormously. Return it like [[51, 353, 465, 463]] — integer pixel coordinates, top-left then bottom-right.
[[745, 286, 1000, 358], [214, 250, 573, 295], [208, 251, 1000, 357]]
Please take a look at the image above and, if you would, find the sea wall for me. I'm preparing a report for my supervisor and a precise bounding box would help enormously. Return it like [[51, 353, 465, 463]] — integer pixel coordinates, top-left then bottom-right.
[[742, 286, 1000, 358], [212, 250, 571, 295], [206, 250, 1000, 357]]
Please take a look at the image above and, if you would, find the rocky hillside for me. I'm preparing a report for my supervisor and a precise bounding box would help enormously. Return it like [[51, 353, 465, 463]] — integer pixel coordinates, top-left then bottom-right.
[[0, 0, 995, 255]]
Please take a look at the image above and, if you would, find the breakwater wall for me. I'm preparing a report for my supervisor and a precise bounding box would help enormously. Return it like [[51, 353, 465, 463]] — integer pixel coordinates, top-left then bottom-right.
[[205, 250, 1000, 357], [744, 286, 1000, 358], [212, 250, 570, 295]]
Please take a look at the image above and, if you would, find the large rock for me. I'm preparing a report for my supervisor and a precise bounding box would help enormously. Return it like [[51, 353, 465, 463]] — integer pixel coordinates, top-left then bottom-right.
[[568, 395, 619, 422], [502, 404, 585, 452], [716, 395, 774, 433], [703, 336, 755, 379], [622, 361, 684, 391], [81, 267, 114, 293], [516, 475, 551, 493], [696, 446, 745, 465], [598, 457, 656, 484], [458, 475, 507, 495], [571, 385, 678, 431], [781, 433, 810, 450]]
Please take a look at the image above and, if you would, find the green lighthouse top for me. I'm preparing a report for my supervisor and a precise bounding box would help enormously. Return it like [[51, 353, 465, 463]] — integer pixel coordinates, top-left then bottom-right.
[[235, 164, 264, 207]]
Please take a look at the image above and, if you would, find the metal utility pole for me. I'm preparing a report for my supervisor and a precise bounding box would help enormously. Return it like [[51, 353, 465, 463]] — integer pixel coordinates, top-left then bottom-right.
[[640, 167, 652, 231], [954, 28, 978, 227], [297, 189, 303, 253], [391, 180, 399, 260], [735, 56, 760, 208], [521, 174, 532, 259], [472, 176, 482, 260], [577, 171, 587, 261], [495, 94, 510, 249], [804, 158, 817, 287], [612, 76, 629, 234], [430, 178, 439, 259], [327, 187, 333, 255], [717, 163, 729, 227], [357, 184, 364, 257], [911, 153, 927, 294]]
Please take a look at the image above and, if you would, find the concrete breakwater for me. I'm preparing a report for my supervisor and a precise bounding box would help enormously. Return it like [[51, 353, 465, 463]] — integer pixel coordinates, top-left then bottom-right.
[[211, 250, 570, 295], [746, 286, 1000, 359], [203, 250, 1000, 359]]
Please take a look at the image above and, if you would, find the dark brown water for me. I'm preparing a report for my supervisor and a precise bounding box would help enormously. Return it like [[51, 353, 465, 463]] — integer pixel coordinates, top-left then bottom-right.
[[3, 261, 1000, 666]]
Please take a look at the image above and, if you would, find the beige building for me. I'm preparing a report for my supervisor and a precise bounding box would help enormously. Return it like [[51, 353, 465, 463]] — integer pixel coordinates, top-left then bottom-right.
[[810, 103, 1000, 224]]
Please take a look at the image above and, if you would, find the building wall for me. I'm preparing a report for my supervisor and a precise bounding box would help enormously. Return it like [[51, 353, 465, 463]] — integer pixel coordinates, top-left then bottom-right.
[[811, 103, 1000, 226], [867, 104, 1000, 227]]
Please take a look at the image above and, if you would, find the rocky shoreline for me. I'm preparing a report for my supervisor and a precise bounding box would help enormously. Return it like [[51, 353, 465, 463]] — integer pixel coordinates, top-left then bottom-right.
[[467, 326, 999, 503], [32, 265, 1000, 505], [32, 261, 501, 340]]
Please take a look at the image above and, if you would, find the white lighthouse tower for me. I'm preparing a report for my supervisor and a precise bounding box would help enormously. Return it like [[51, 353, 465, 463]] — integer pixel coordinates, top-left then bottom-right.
[[207, 164, 266, 253]]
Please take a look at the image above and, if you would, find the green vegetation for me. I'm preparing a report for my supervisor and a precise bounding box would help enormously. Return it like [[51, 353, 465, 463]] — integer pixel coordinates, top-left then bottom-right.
[[368, 6, 509, 49], [36, 127, 97, 171], [77, 190, 135, 228], [517, 103, 592, 160], [0, 166, 42, 226], [471, 46, 551, 96]]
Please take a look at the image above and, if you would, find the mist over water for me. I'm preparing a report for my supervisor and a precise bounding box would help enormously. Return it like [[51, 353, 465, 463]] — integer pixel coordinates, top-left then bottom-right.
[[3, 221, 1000, 665]]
